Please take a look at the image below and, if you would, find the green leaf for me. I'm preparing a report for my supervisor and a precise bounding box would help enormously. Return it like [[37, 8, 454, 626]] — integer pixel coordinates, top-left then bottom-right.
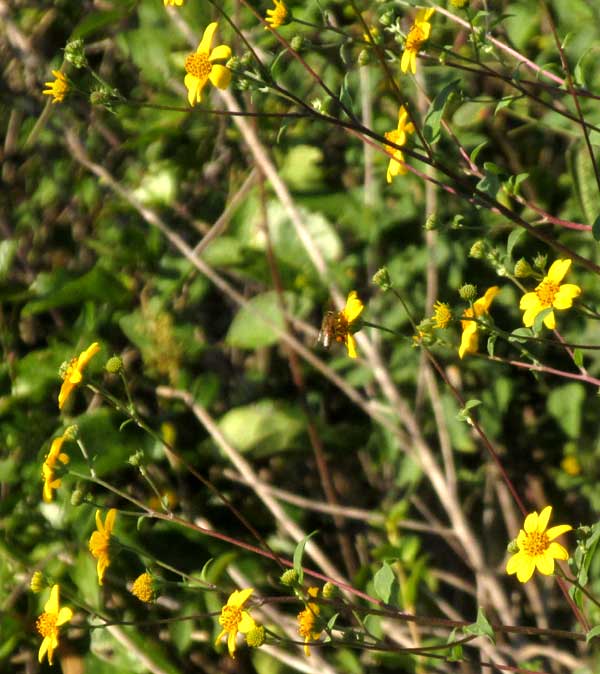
[[547, 383, 585, 439], [532, 307, 553, 333], [463, 607, 495, 644], [22, 265, 129, 316], [226, 291, 310, 350], [470, 141, 487, 164], [446, 627, 464, 661], [508, 327, 532, 343], [423, 80, 460, 145], [494, 96, 517, 116], [217, 399, 304, 456], [373, 562, 395, 603], [456, 399, 482, 422], [586, 625, 600, 643], [293, 531, 319, 584], [0, 240, 18, 280], [592, 215, 600, 241], [506, 228, 525, 262], [573, 348, 584, 369]]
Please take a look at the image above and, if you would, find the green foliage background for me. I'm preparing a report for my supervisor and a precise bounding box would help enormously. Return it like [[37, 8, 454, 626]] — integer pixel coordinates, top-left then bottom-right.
[[2, 0, 600, 672]]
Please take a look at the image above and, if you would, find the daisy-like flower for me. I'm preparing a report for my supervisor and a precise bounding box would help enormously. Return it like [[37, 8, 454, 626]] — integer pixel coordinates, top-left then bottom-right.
[[89, 508, 117, 585], [36, 584, 73, 665], [42, 70, 69, 104], [384, 105, 415, 183], [184, 22, 232, 107], [58, 342, 100, 410], [506, 506, 572, 583], [130, 572, 156, 603], [519, 259, 581, 330], [42, 434, 70, 502], [318, 291, 364, 359], [432, 301, 452, 329], [401, 8, 435, 75], [164, 0, 184, 5], [297, 587, 321, 657], [265, 0, 289, 29], [458, 286, 499, 359], [215, 588, 257, 658]]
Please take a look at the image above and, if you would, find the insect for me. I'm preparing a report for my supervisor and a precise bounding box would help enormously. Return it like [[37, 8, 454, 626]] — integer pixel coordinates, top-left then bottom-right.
[[317, 310, 339, 349]]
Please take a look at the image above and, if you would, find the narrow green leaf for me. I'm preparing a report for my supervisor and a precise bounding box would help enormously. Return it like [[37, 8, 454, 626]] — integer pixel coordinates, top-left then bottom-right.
[[293, 531, 319, 584], [586, 625, 600, 643]]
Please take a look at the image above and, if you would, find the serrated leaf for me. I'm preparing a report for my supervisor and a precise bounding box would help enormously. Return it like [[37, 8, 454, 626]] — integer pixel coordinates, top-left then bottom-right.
[[374, 562, 395, 604]]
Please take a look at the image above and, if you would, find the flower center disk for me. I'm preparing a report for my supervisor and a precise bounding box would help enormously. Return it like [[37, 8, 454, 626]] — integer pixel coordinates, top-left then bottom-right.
[[406, 25, 426, 51], [535, 279, 559, 306], [219, 605, 242, 631], [36, 612, 57, 638], [523, 531, 549, 557], [185, 53, 212, 79]]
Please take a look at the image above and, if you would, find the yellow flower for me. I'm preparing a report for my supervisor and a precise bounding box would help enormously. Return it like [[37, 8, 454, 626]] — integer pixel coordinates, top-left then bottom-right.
[[42, 434, 70, 502], [164, 0, 184, 5], [297, 587, 321, 657], [130, 572, 156, 603], [319, 291, 364, 359], [432, 301, 452, 329], [519, 259, 581, 330], [184, 22, 232, 107], [265, 0, 289, 29], [215, 588, 257, 658], [89, 508, 117, 585], [36, 584, 73, 665], [58, 342, 100, 410], [42, 70, 69, 104], [401, 8, 435, 75], [506, 506, 572, 583], [459, 286, 499, 359], [384, 105, 415, 182]]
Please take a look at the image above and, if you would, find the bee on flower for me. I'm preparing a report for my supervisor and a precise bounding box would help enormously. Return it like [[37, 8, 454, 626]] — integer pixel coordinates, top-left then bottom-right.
[[318, 291, 364, 359]]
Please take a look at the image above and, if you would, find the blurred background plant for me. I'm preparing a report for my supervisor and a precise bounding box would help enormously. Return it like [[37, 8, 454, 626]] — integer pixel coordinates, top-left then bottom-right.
[[2, 0, 600, 672]]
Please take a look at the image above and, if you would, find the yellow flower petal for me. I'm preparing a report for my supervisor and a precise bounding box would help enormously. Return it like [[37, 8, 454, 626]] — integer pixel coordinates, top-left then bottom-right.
[[199, 22, 218, 54], [516, 556, 536, 583], [537, 505, 552, 532], [209, 44, 232, 62], [553, 283, 581, 309], [523, 510, 539, 534], [343, 291, 364, 323], [542, 309, 556, 330], [546, 541, 569, 561], [546, 524, 573, 540], [535, 553, 555, 576], [345, 334, 358, 359], [208, 64, 232, 90], [546, 258, 571, 285]]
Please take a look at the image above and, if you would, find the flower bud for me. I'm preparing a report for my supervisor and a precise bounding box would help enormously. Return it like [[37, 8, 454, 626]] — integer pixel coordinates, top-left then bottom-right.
[[30, 571, 46, 593], [459, 284, 477, 301], [533, 252, 547, 271], [507, 538, 519, 554], [322, 581, 336, 599], [63, 424, 79, 440], [372, 267, 392, 291], [280, 569, 299, 586], [64, 39, 87, 68], [424, 213, 439, 230], [469, 240, 486, 259], [128, 451, 144, 467], [379, 11, 394, 27], [290, 35, 306, 51], [70, 488, 84, 506], [514, 258, 534, 278], [105, 356, 123, 374], [246, 625, 266, 648]]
